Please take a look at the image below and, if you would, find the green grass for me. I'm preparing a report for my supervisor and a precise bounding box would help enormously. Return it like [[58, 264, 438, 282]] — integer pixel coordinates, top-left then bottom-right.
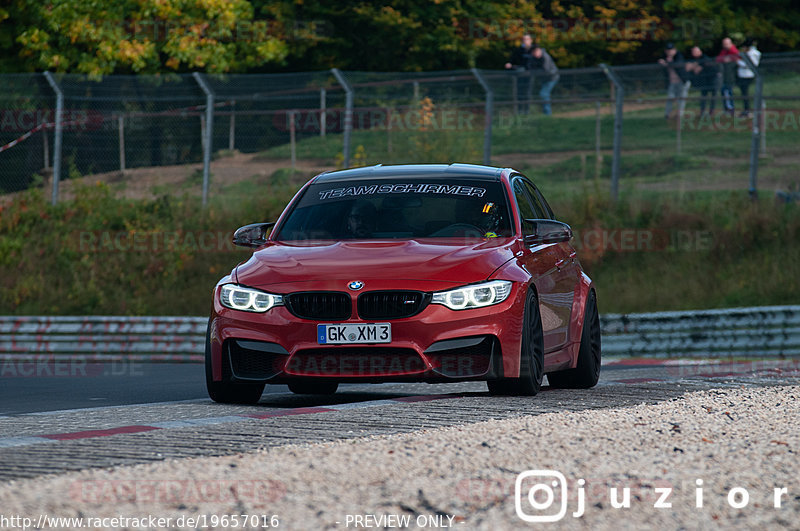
[[521, 153, 710, 183], [255, 106, 799, 171], [2, 179, 799, 316]]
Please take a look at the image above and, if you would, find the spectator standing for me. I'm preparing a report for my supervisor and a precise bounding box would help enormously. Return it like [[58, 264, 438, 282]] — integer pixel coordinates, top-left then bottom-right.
[[716, 37, 740, 115], [685, 46, 717, 115], [736, 39, 761, 117], [529, 44, 560, 115], [504, 34, 534, 113], [658, 42, 687, 119]]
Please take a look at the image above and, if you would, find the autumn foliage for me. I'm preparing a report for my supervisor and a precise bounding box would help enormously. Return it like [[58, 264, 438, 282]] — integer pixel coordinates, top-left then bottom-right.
[[0, 1, 798, 74]]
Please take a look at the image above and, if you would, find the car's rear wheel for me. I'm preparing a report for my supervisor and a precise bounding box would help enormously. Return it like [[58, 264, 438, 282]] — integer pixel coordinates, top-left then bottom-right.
[[547, 290, 601, 389], [288, 380, 339, 395], [488, 288, 544, 396], [205, 321, 265, 404]]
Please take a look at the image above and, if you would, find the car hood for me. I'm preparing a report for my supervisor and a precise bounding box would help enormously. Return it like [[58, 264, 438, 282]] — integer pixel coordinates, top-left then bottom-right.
[[235, 238, 519, 289]]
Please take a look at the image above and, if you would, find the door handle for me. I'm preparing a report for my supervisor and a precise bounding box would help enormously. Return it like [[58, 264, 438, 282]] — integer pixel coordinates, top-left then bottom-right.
[[556, 252, 577, 269]]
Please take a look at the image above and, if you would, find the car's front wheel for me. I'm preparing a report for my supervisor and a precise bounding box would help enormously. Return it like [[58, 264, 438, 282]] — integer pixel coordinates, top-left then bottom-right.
[[488, 288, 544, 396], [205, 321, 265, 404], [547, 290, 601, 389]]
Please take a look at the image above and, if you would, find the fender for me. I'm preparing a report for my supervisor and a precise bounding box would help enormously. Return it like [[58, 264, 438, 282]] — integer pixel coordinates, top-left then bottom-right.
[[489, 257, 536, 378], [565, 271, 594, 368]]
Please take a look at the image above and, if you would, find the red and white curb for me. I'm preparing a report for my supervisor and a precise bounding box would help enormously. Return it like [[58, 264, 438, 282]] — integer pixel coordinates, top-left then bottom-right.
[[0, 395, 459, 449]]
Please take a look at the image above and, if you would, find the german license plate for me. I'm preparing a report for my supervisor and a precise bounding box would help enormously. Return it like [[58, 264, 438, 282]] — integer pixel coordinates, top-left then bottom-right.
[[317, 323, 391, 344]]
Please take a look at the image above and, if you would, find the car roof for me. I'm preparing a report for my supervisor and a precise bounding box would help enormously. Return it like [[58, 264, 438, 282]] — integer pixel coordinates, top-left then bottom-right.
[[311, 163, 511, 183]]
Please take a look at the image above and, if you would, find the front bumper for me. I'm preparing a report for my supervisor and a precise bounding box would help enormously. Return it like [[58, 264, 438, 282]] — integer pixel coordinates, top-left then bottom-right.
[[209, 282, 526, 383]]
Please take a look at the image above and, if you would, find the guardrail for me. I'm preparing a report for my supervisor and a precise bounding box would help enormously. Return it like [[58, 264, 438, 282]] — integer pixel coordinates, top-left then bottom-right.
[[1, 306, 799, 362], [601, 305, 800, 358], [0, 316, 206, 363]]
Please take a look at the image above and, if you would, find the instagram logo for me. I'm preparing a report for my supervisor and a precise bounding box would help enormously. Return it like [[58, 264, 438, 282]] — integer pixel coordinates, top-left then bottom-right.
[[515, 470, 569, 523]]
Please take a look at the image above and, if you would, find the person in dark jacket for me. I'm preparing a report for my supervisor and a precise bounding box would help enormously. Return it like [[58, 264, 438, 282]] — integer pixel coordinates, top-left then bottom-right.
[[716, 37, 740, 115], [685, 46, 717, 115], [658, 42, 687, 119], [529, 45, 559, 115], [504, 34, 534, 113]]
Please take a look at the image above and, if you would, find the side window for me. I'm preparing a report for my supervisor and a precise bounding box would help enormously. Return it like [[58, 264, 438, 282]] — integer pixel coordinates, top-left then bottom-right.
[[522, 181, 550, 219], [540, 194, 556, 219], [512, 179, 537, 223]]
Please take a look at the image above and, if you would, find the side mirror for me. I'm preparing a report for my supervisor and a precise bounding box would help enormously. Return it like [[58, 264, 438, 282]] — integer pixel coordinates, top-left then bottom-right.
[[233, 222, 275, 248], [523, 219, 572, 245]]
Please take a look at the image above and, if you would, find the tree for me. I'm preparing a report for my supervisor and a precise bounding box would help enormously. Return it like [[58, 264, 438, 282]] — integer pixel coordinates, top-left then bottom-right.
[[12, 0, 294, 75], [1, 0, 798, 74]]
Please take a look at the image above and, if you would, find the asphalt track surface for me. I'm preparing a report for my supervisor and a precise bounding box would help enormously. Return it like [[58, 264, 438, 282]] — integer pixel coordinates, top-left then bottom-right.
[[0, 359, 798, 481]]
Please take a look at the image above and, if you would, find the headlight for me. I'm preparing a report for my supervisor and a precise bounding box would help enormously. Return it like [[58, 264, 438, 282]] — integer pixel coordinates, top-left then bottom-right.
[[431, 280, 513, 310], [219, 284, 283, 313]]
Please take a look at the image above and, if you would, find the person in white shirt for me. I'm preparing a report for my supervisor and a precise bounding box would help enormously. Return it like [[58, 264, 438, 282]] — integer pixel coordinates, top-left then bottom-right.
[[736, 39, 761, 117]]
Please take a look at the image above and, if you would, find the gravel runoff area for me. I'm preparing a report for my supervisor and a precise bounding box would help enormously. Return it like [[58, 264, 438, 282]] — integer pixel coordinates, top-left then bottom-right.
[[1, 385, 798, 530]]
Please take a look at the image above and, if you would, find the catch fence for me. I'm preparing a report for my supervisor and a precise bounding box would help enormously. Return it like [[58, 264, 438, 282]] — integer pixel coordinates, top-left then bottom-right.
[[1, 53, 799, 205]]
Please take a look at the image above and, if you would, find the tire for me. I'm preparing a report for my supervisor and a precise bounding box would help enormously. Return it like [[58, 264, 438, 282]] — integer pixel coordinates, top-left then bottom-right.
[[547, 290, 601, 389], [205, 321, 265, 404], [288, 380, 339, 395], [488, 288, 544, 396]]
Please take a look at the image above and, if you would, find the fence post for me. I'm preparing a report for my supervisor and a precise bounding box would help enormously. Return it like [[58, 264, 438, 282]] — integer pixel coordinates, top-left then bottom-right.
[[740, 53, 762, 199], [676, 81, 690, 156], [761, 100, 767, 154], [600, 64, 623, 202], [192, 72, 214, 207], [200, 115, 206, 151], [118, 115, 126, 171], [595, 101, 601, 160], [331, 68, 353, 168], [320, 88, 326, 137], [471, 68, 493, 166], [42, 121, 50, 170], [228, 100, 235, 151], [43, 71, 63, 206], [289, 110, 296, 171]]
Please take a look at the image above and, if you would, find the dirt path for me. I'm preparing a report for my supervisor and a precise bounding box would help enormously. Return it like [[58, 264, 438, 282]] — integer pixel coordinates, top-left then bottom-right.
[[39, 151, 337, 202], [4, 144, 798, 205], [555, 101, 661, 118]]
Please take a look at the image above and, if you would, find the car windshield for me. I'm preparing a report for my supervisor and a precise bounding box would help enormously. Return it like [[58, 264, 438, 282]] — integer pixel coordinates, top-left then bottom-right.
[[275, 178, 513, 241]]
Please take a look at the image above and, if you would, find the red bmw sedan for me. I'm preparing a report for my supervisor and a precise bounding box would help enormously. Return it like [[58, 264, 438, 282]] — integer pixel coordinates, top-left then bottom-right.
[[206, 163, 600, 403]]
